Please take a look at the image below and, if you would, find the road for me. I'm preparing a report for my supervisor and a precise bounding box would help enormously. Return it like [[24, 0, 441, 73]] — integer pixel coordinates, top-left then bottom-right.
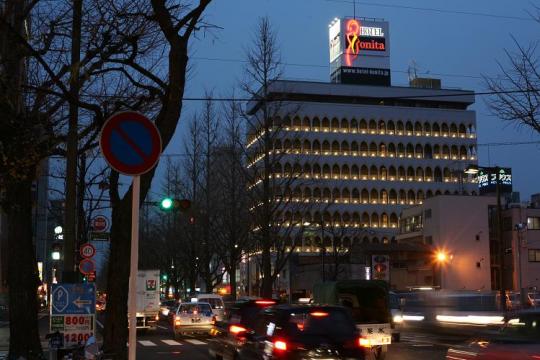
[[129, 320, 464, 359]]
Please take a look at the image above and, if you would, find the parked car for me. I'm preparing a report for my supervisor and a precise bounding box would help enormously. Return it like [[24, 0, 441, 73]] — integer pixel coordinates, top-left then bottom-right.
[[446, 310, 540, 360], [173, 302, 215, 339], [208, 299, 277, 360], [209, 302, 369, 360]]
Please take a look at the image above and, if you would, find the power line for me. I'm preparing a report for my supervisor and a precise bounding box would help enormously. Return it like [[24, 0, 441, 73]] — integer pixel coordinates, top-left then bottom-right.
[[322, 0, 533, 22]]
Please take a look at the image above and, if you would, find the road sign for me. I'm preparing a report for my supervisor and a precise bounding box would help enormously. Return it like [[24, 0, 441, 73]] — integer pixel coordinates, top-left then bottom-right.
[[79, 259, 96, 275], [80, 243, 96, 259], [91, 215, 109, 232], [90, 231, 109, 241], [99, 111, 162, 176]]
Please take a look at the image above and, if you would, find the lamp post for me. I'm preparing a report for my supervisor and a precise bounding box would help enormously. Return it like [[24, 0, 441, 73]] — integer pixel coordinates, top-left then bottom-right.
[[465, 165, 507, 313], [434, 249, 450, 289], [515, 223, 527, 306]]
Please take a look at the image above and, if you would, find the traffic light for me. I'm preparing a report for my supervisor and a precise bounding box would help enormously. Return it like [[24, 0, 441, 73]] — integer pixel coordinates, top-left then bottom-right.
[[159, 198, 191, 212], [161, 273, 168, 281]]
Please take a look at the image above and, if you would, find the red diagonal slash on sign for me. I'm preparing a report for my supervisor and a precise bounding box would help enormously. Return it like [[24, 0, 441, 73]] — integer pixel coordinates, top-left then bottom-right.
[[113, 124, 150, 163]]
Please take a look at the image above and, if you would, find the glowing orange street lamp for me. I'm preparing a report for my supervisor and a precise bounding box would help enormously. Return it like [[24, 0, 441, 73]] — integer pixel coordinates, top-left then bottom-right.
[[436, 251, 448, 263]]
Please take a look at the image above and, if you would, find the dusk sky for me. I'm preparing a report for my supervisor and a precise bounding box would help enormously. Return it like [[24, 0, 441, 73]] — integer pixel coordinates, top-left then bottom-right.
[[152, 0, 540, 200]]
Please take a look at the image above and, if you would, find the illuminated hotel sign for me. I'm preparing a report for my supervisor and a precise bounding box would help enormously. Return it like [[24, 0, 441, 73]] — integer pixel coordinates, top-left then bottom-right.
[[477, 167, 512, 195], [329, 17, 391, 86]]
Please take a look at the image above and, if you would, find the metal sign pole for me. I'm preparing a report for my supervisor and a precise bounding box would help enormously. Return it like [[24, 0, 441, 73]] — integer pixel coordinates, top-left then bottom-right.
[[128, 175, 140, 360]]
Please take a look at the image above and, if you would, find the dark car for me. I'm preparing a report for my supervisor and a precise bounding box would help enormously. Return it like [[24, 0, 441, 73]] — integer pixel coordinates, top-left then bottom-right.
[[209, 303, 367, 360], [208, 299, 278, 360]]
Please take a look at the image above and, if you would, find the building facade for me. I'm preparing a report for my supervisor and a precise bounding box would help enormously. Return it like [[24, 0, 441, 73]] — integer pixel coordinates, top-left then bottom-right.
[[397, 195, 495, 291]]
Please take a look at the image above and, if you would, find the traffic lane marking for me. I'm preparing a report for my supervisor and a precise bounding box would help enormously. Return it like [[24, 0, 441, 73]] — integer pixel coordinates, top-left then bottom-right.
[[162, 339, 182, 346], [184, 339, 206, 345], [157, 325, 168, 330], [139, 340, 157, 346]]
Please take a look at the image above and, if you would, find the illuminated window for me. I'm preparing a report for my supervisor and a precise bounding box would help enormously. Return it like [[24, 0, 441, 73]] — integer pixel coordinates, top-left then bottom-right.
[[527, 217, 540, 230], [529, 249, 540, 262]]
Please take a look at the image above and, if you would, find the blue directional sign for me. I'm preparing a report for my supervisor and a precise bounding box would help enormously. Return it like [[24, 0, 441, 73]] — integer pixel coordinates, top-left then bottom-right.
[[51, 283, 96, 315]]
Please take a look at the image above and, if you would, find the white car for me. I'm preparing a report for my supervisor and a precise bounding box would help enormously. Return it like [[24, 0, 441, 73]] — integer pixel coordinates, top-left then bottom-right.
[[173, 302, 215, 339], [195, 294, 226, 321]]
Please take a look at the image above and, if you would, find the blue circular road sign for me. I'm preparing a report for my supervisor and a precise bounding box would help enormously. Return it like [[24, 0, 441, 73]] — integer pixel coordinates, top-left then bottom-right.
[[100, 111, 162, 176]]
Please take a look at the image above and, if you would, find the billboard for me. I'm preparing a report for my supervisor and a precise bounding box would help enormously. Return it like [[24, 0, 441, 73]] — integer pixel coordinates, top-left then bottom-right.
[[477, 167, 512, 195], [329, 17, 390, 85], [371, 255, 390, 282]]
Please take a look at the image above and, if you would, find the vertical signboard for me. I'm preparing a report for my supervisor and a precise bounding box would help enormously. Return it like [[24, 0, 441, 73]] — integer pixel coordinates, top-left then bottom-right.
[[50, 283, 96, 348], [371, 255, 390, 282], [477, 167, 512, 195], [329, 17, 391, 85]]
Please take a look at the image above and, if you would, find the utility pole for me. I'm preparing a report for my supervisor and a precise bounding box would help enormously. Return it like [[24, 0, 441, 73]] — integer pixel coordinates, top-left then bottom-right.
[[64, 0, 82, 282], [495, 167, 507, 313]]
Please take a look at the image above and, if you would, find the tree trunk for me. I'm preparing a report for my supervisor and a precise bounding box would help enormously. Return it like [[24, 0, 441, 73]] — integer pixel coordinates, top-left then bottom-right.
[[102, 198, 131, 358], [6, 178, 43, 358], [260, 245, 273, 298]]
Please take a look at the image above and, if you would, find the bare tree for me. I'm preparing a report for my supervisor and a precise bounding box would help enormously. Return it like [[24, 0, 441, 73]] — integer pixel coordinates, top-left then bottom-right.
[[241, 16, 312, 298]]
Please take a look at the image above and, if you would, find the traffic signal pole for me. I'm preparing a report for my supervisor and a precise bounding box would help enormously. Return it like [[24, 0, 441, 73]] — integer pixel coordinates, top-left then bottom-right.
[[128, 176, 140, 360]]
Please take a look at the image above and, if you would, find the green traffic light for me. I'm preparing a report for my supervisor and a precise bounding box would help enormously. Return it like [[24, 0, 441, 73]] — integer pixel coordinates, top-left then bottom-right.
[[160, 198, 173, 210], [162, 274, 168, 281]]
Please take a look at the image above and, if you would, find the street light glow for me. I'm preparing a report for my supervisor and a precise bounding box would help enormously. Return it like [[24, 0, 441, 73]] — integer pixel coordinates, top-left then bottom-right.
[[436, 251, 448, 262], [160, 197, 173, 210], [52, 251, 60, 260], [54, 226, 63, 234]]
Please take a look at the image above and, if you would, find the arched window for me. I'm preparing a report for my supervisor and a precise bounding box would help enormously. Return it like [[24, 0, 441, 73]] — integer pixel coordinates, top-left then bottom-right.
[[390, 213, 399, 228], [426, 190, 433, 198], [434, 167, 442, 182], [450, 123, 458, 136], [424, 122, 431, 135], [381, 189, 388, 204], [459, 124, 467, 137], [342, 164, 350, 179], [425, 167, 433, 181], [387, 120, 395, 134], [388, 143, 396, 157], [322, 188, 331, 202], [351, 165, 360, 179], [396, 120, 404, 133], [389, 189, 397, 204], [303, 163, 312, 177], [332, 212, 341, 225], [414, 121, 422, 135], [284, 163, 292, 176], [370, 189, 379, 204], [302, 116, 311, 130], [332, 188, 341, 202], [341, 118, 349, 132], [435, 190, 442, 196], [352, 212, 361, 225], [424, 144, 433, 159], [389, 166, 397, 179], [332, 164, 340, 179], [351, 118, 358, 133], [380, 166, 387, 180], [451, 145, 459, 159], [407, 166, 415, 180], [370, 165, 378, 180], [441, 123, 449, 136], [460, 146, 468, 159], [399, 189, 407, 204], [303, 187, 312, 201], [313, 188, 322, 202], [415, 144, 423, 158], [369, 119, 377, 132], [443, 167, 451, 182], [342, 213, 351, 227], [312, 117, 320, 131], [371, 213, 380, 227], [274, 139, 282, 151], [405, 121, 413, 134], [274, 162, 282, 176], [361, 165, 369, 179], [342, 188, 350, 203], [341, 141, 350, 153], [283, 116, 292, 127], [293, 139, 302, 153], [416, 167, 424, 181], [331, 117, 339, 132], [303, 140, 311, 154], [322, 164, 331, 178], [432, 123, 440, 135], [361, 189, 369, 203], [372, 237, 380, 244], [417, 190, 425, 203], [312, 140, 321, 154], [406, 143, 414, 158], [293, 163, 302, 176], [361, 212, 370, 227], [359, 118, 368, 132], [369, 142, 378, 156], [313, 164, 321, 178], [362, 236, 370, 243], [398, 166, 406, 179], [331, 140, 340, 154], [293, 116, 301, 129], [434, 144, 441, 158], [381, 213, 389, 227], [351, 141, 359, 153], [444, 190, 451, 195], [352, 189, 360, 203], [360, 141, 368, 155], [322, 140, 330, 153], [408, 190, 416, 204], [322, 117, 330, 131], [397, 143, 405, 157], [379, 143, 387, 156], [378, 120, 386, 133], [442, 145, 450, 158], [283, 139, 292, 153]]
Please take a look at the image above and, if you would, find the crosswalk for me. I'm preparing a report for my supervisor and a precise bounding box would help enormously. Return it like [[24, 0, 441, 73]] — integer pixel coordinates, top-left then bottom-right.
[[138, 338, 208, 347]]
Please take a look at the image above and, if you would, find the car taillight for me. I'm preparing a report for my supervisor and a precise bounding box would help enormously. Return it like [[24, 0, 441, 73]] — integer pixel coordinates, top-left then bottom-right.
[[358, 337, 371, 348], [255, 300, 276, 306], [310, 311, 329, 317], [274, 340, 288, 352], [155, 314, 159, 321], [175, 318, 181, 326], [193, 310, 198, 315], [229, 325, 247, 335]]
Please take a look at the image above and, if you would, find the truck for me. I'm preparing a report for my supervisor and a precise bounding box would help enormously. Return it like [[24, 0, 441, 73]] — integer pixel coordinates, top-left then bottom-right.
[[313, 280, 392, 360], [132, 269, 160, 330]]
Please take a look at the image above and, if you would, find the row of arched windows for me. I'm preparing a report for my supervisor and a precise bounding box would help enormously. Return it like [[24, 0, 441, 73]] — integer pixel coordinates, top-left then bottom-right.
[[284, 235, 395, 251], [277, 187, 474, 205], [273, 139, 476, 160], [278, 116, 476, 137], [279, 210, 399, 229], [274, 163, 470, 183]]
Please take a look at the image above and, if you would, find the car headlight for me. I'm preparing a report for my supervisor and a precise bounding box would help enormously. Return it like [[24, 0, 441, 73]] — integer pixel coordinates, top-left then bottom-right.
[[393, 315, 404, 323]]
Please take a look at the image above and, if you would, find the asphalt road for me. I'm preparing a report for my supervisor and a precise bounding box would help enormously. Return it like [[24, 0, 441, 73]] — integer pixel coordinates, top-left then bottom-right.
[[130, 320, 465, 359]]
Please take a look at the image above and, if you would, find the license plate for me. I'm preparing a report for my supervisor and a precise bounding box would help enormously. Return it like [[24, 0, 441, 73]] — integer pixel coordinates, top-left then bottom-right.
[[370, 336, 391, 345]]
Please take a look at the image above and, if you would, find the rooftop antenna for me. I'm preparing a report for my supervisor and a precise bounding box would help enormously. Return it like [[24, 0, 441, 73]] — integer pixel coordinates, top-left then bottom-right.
[[408, 60, 419, 82], [353, 0, 356, 19]]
